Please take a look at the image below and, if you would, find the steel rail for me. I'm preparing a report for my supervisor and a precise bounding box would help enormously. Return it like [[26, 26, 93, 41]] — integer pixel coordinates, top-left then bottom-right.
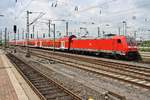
[[30, 49, 150, 79], [29, 48, 150, 73], [28, 50, 150, 90], [7, 53, 82, 100], [15, 47, 150, 90]]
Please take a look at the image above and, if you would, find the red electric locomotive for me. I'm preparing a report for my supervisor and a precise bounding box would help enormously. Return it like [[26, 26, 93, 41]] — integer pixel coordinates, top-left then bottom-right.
[[9, 34, 141, 60], [57, 35, 140, 60]]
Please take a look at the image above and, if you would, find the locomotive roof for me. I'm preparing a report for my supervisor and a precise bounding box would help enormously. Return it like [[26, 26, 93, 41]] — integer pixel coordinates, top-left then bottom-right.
[[74, 35, 126, 40]]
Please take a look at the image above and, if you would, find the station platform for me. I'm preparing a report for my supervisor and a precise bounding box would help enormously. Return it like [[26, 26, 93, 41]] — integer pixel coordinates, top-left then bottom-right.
[[0, 49, 40, 100]]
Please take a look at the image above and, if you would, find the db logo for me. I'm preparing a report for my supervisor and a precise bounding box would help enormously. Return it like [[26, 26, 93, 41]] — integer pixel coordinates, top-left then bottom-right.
[[89, 43, 92, 46]]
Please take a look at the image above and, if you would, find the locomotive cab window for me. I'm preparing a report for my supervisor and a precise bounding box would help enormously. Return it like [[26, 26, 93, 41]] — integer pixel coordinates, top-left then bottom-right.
[[117, 39, 121, 44]]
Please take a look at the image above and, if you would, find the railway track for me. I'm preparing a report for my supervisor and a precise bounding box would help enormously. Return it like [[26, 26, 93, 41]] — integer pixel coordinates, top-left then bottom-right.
[[6, 53, 81, 100], [140, 52, 150, 64], [33, 48, 150, 73], [23, 48, 150, 90], [140, 52, 150, 57], [29, 48, 150, 76]]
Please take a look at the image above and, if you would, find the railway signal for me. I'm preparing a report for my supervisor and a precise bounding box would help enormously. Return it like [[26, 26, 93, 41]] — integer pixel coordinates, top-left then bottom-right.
[[13, 25, 17, 33], [13, 25, 17, 53]]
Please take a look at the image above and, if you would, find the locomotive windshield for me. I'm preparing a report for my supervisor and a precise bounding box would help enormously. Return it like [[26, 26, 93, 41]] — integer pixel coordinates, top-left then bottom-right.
[[126, 37, 137, 46]]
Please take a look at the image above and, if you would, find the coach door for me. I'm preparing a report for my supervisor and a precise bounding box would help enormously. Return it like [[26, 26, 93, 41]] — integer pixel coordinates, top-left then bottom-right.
[[40, 41, 42, 47], [60, 41, 65, 49]]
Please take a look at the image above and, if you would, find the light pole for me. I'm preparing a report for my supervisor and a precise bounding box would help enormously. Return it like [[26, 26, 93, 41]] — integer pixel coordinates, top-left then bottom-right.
[[51, 24, 55, 52], [8, 31, 10, 48], [0, 30, 2, 46], [51, 19, 66, 37], [4, 27, 7, 50], [41, 19, 66, 38], [48, 20, 51, 37], [18, 29, 19, 40], [0, 15, 4, 47], [66, 22, 68, 36], [105, 24, 111, 34], [98, 10, 102, 37], [32, 25, 35, 39], [118, 27, 121, 35], [26, 11, 32, 57], [98, 27, 100, 37], [134, 31, 137, 39], [37, 31, 39, 39], [102, 31, 105, 37], [25, 11, 45, 57], [122, 21, 127, 36], [22, 29, 24, 39]]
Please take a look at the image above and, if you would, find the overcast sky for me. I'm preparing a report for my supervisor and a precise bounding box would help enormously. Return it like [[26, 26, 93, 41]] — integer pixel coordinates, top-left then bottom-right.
[[0, 0, 150, 40]]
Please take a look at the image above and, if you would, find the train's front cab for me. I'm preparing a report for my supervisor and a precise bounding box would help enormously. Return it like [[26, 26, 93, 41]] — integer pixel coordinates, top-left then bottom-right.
[[125, 36, 141, 60], [113, 35, 141, 60]]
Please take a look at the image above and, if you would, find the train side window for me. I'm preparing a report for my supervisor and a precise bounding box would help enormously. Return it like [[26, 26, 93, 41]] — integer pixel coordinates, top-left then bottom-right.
[[117, 39, 121, 44]]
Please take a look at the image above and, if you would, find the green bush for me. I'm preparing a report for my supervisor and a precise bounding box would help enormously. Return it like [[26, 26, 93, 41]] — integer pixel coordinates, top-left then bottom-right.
[[140, 41, 150, 47], [139, 47, 150, 52]]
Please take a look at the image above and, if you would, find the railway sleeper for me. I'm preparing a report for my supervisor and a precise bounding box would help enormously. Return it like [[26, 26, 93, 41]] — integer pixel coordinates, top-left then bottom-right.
[[44, 92, 68, 100], [6, 53, 84, 100], [24, 73, 40, 77], [37, 87, 57, 91], [32, 82, 51, 86], [34, 84, 54, 89], [29, 78, 45, 81], [42, 89, 63, 95], [37, 85, 57, 90], [47, 95, 72, 100], [31, 80, 49, 83], [37, 59, 56, 64], [28, 76, 44, 80], [102, 92, 126, 100], [33, 82, 51, 87], [53, 96, 75, 100]]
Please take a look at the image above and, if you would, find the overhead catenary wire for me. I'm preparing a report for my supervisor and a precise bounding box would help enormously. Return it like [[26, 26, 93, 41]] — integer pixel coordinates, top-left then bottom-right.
[[10, 0, 150, 39], [75, 0, 117, 13], [62, 0, 150, 22]]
